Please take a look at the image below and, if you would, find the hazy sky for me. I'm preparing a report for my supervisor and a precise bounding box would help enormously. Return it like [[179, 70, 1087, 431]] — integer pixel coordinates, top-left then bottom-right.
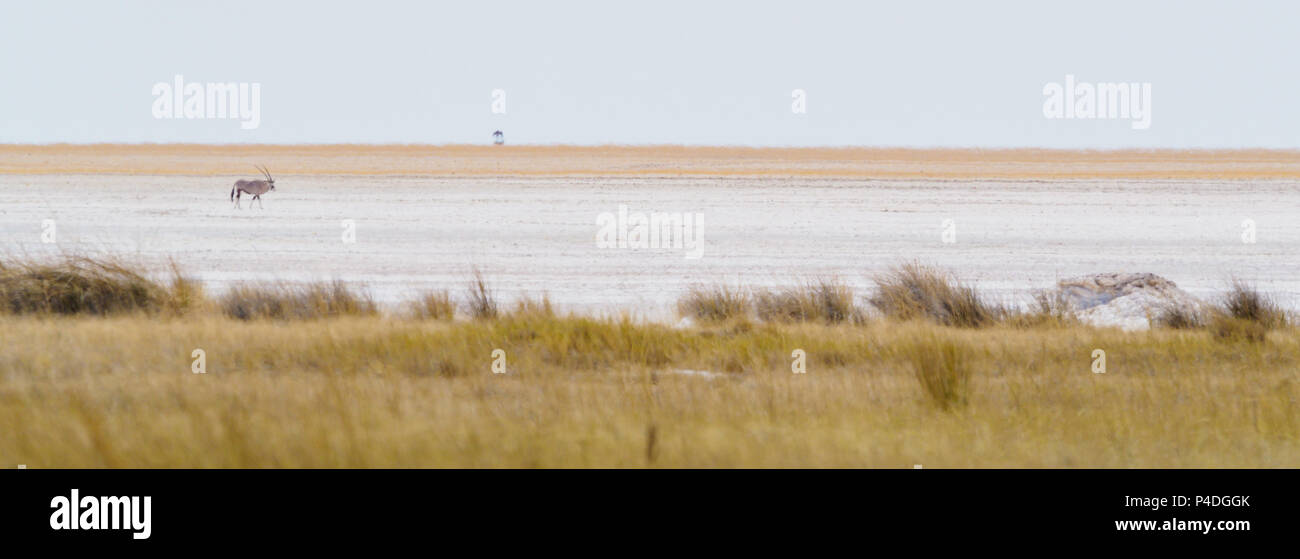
[[2, 0, 1297, 147]]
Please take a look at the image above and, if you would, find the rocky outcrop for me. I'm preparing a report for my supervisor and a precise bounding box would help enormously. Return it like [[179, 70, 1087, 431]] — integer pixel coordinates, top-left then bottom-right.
[[1056, 273, 1205, 331]]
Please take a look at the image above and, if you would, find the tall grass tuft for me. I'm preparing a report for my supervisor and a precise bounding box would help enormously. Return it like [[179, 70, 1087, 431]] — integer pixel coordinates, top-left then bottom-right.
[[409, 290, 455, 321], [869, 263, 999, 327], [512, 293, 556, 318], [165, 261, 207, 315], [465, 270, 500, 320], [1003, 290, 1076, 328], [677, 284, 750, 322], [220, 280, 376, 320], [1153, 301, 1207, 329], [1209, 314, 1268, 343], [754, 278, 859, 324], [0, 256, 198, 316], [905, 333, 974, 411], [1222, 280, 1287, 328]]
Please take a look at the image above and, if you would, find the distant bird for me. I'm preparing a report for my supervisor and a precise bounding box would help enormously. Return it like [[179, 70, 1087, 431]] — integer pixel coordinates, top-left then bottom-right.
[[493, 130, 504, 145], [231, 165, 276, 209]]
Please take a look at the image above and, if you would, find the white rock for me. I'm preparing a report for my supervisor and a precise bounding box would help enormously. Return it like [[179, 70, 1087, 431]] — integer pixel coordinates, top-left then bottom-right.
[[1056, 273, 1206, 331]]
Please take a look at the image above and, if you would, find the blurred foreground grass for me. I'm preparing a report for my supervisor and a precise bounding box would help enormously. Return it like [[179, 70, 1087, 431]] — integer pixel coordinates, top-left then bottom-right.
[[2, 313, 1297, 467]]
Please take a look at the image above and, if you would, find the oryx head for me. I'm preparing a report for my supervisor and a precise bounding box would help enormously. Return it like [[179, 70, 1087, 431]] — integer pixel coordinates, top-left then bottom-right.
[[256, 164, 276, 190]]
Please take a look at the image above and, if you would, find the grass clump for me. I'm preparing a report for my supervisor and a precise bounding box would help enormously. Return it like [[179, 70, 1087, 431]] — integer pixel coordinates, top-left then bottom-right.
[[409, 290, 455, 320], [1205, 281, 1287, 343], [754, 278, 860, 324], [1222, 280, 1288, 328], [0, 256, 199, 316], [165, 264, 207, 315], [220, 280, 376, 320], [869, 263, 999, 327], [512, 294, 556, 318], [905, 333, 974, 411], [1209, 314, 1268, 343], [677, 285, 750, 322], [1004, 290, 1076, 328], [465, 270, 500, 320], [1152, 282, 1285, 341], [1153, 302, 1207, 329]]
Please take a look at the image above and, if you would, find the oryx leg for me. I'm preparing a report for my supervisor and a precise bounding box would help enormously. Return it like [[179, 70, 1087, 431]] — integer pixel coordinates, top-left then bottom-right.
[[234, 189, 242, 209]]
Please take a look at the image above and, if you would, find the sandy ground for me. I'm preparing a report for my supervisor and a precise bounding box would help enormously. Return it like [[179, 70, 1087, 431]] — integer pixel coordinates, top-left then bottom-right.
[[6, 144, 1300, 179], [2, 158, 1297, 317]]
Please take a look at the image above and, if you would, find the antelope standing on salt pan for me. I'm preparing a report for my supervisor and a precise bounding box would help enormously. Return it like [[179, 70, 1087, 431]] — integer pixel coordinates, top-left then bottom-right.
[[231, 165, 276, 209]]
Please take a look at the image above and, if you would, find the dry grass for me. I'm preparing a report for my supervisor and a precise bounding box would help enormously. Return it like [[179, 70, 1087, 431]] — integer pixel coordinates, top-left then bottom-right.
[[869, 263, 1001, 327], [754, 279, 860, 324], [408, 290, 455, 321], [1152, 281, 1287, 340], [219, 280, 377, 320], [905, 333, 973, 411], [465, 270, 500, 320], [2, 314, 1299, 467], [0, 256, 199, 316], [1154, 302, 1208, 330], [1222, 280, 1289, 328], [1003, 290, 1077, 328], [1209, 315, 1269, 344], [677, 284, 750, 322], [512, 293, 556, 318], [2, 256, 1300, 467]]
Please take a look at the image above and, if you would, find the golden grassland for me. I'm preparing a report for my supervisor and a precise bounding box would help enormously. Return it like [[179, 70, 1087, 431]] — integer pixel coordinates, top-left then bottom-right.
[[2, 313, 1299, 467], [1, 258, 1297, 468], [5, 144, 1300, 179]]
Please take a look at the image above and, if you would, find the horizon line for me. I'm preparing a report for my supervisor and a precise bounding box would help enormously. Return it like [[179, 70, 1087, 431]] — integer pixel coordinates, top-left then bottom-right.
[[3, 142, 1300, 154]]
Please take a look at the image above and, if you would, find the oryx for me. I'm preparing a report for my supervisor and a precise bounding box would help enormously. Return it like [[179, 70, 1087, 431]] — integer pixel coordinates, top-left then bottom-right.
[[231, 165, 276, 209]]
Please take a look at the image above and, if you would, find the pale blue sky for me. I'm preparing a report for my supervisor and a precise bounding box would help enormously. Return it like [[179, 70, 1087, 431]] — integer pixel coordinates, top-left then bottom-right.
[[2, 0, 1296, 147]]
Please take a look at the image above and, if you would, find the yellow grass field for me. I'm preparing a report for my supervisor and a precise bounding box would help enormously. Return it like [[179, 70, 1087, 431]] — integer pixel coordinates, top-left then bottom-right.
[[2, 313, 1298, 468], [3, 145, 1297, 468]]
